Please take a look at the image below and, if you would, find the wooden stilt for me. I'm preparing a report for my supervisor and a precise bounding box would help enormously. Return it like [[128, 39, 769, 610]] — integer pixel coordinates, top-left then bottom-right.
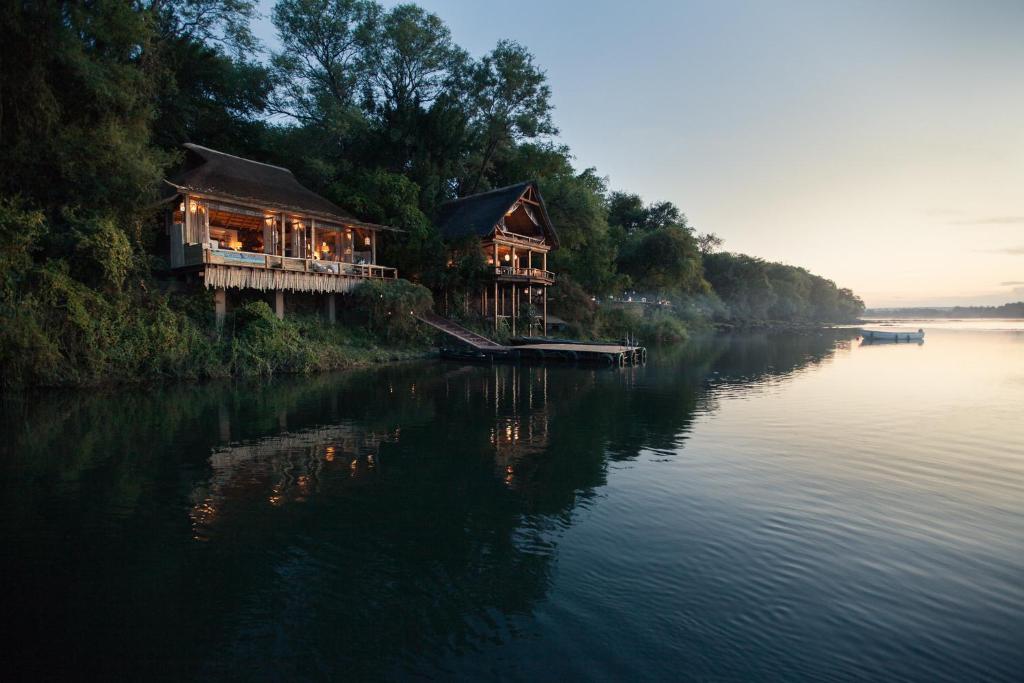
[[274, 291, 285, 319], [214, 288, 227, 329], [543, 287, 547, 336], [325, 293, 336, 323]]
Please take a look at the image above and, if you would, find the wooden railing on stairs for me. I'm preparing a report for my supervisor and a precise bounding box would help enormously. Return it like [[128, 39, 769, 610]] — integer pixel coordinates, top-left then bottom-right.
[[413, 312, 505, 350]]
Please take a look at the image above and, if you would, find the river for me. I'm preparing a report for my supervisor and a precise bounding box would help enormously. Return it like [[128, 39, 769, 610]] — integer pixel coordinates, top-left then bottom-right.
[[2, 324, 1022, 681]]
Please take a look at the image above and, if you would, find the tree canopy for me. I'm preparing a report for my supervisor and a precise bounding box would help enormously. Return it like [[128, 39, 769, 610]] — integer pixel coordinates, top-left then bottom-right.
[[0, 0, 865, 385]]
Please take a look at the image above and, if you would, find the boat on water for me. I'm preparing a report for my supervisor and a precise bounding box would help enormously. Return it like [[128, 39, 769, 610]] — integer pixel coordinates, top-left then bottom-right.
[[861, 328, 925, 342]]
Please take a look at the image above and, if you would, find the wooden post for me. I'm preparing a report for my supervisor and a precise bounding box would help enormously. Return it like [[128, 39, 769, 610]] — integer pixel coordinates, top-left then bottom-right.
[[325, 293, 336, 323], [543, 286, 547, 335], [371, 231, 377, 264], [184, 194, 193, 244], [279, 215, 285, 257], [494, 282, 499, 331], [214, 288, 227, 329], [274, 291, 285, 320], [511, 285, 517, 336], [218, 402, 230, 442]]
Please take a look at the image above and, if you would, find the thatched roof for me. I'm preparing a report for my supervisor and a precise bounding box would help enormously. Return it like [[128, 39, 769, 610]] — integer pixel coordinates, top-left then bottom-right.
[[164, 144, 399, 231], [435, 181, 558, 247]]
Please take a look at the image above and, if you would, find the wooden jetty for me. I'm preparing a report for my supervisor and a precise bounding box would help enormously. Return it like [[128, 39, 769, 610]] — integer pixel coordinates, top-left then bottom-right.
[[415, 312, 646, 366]]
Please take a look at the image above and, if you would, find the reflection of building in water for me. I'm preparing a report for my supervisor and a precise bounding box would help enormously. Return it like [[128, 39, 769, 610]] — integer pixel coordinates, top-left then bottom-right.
[[190, 422, 396, 541], [481, 366, 552, 489]]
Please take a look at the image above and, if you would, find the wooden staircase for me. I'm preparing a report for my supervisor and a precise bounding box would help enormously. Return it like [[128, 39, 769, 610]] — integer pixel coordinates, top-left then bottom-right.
[[413, 312, 506, 350]]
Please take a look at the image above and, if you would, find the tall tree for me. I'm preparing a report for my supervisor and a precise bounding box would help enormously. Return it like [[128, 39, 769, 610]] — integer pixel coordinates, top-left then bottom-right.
[[360, 4, 466, 118], [0, 0, 166, 216], [462, 40, 556, 193], [270, 0, 376, 125]]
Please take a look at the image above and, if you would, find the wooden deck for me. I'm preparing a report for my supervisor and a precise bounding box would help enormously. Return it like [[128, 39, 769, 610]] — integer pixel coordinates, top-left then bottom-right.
[[415, 313, 646, 366]]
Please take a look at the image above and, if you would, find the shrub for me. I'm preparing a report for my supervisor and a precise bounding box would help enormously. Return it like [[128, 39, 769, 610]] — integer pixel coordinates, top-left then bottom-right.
[[348, 278, 433, 344], [229, 301, 317, 376]]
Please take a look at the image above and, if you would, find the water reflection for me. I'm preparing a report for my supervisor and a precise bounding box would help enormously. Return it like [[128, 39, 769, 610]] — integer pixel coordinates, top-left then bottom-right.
[[0, 330, 866, 680]]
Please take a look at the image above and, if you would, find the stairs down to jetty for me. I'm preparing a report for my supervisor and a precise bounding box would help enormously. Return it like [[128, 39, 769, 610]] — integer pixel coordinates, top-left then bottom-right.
[[413, 312, 506, 350]]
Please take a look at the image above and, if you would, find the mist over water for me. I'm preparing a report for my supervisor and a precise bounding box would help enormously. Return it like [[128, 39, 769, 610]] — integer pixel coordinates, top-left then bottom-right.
[[2, 327, 1022, 681]]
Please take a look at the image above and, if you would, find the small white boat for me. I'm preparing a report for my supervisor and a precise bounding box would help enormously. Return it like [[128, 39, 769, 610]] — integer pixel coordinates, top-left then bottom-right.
[[862, 328, 925, 342]]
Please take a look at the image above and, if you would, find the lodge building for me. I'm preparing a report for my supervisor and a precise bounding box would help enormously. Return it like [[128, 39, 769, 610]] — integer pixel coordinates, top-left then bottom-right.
[[161, 145, 560, 336], [436, 182, 558, 335], [162, 144, 400, 324]]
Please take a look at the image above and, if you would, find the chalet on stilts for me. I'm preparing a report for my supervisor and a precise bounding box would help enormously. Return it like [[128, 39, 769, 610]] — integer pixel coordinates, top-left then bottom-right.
[[160, 144, 400, 326], [435, 181, 558, 336]]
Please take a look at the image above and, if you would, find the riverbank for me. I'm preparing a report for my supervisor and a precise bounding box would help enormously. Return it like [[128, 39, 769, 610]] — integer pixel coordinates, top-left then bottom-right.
[[2, 299, 863, 390]]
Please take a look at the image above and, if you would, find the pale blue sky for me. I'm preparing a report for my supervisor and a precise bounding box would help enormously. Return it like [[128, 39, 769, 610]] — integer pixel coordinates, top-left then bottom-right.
[[254, 1, 1024, 307]]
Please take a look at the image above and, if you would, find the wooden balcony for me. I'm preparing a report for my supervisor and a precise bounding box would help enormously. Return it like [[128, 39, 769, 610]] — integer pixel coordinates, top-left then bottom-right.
[[182, 244, 397, 293], [493, 229, 550, 251], [495, 265, 555, 285]]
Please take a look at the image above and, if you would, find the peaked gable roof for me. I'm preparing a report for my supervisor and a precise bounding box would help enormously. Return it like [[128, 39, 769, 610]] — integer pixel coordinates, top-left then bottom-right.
[[164, 144, 397, 230], [435, 181, 559, 247]]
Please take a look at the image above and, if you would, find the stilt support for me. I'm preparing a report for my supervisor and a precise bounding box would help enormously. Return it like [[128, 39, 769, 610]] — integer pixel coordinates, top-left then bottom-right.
[[214, 288, 227, 329], [274, 291, 285, 320], [325, 293, 336, 323]]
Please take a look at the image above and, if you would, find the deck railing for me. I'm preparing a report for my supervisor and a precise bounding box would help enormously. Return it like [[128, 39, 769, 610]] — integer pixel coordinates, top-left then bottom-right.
[[495, 266, 554, 283], [493, 230, 548, 249], [183, 245, 397, 279]]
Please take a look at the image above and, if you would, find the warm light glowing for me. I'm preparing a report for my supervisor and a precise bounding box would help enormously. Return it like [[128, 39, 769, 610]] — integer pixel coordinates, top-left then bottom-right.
[[364, 236, 371, 246], [504, 253, 511, 262], [321, 242, 330, 253]]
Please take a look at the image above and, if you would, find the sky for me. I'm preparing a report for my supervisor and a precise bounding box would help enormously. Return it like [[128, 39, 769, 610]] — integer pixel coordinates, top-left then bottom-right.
[[253, 0, 1024, 307]]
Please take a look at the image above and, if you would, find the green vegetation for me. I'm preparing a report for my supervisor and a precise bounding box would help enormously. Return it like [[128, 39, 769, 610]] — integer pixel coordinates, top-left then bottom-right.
[[865, 303, 1024, 318], [0, 0, 863, 388]]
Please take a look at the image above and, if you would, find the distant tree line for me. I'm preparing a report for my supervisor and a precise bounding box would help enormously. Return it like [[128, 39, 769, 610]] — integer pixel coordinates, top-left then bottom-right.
[[0, 0, 863, 385], [866, 303, 1024, 318]]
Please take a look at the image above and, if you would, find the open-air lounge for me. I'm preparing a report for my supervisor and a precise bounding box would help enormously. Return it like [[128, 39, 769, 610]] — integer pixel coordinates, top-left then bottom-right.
[[162, 144, 400, 322]]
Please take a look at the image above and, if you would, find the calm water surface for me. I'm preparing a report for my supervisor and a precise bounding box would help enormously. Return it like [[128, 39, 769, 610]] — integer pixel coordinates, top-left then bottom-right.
[[2, 325, 1023, 681]]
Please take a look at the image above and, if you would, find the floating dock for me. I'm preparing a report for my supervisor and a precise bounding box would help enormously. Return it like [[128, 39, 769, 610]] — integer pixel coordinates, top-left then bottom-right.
[[415, 313, 646, 366]]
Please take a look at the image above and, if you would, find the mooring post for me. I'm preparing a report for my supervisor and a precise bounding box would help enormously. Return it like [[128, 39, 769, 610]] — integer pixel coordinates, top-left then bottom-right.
[[214, 288, 227, 329]]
